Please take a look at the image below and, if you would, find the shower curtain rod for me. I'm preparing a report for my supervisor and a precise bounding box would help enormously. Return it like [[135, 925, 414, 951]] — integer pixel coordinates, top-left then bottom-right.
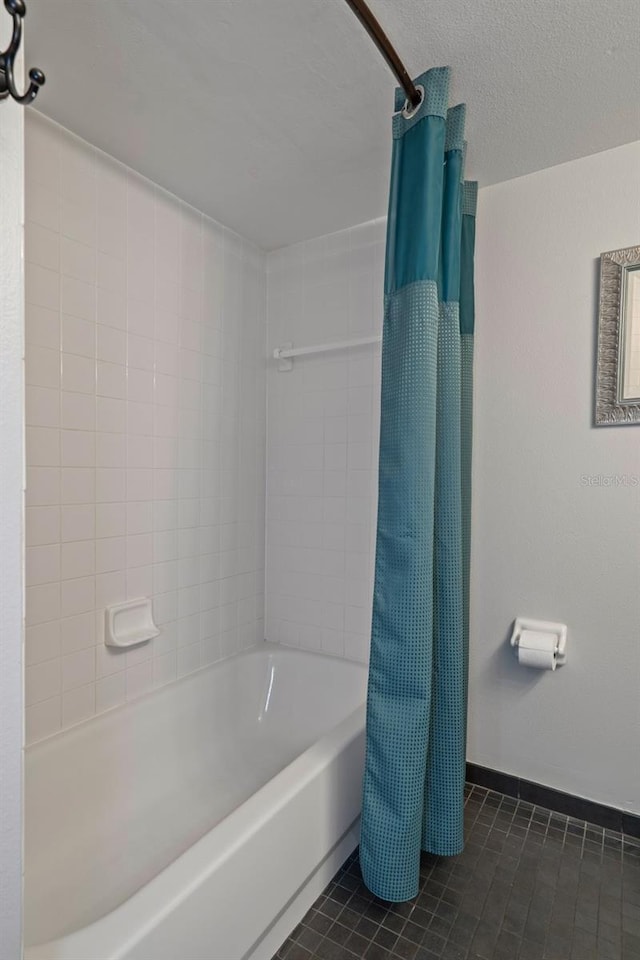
[[344, 0, 421, 108]]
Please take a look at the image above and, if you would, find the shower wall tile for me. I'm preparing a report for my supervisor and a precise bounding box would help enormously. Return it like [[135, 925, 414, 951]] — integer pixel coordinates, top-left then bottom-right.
[[24, 113, 267, 744], [265, 222, 385, 663]]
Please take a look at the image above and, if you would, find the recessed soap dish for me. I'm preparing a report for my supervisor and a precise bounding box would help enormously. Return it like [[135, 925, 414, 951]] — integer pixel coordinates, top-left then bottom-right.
[[105, 598, 160, 648]]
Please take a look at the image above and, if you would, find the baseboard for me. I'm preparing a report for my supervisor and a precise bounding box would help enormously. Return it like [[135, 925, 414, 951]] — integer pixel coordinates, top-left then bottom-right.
[[466, 763, 640, 839]]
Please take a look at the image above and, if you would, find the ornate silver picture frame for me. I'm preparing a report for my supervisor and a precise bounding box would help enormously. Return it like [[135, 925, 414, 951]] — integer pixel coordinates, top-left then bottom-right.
[[595, 245, 640, 426]]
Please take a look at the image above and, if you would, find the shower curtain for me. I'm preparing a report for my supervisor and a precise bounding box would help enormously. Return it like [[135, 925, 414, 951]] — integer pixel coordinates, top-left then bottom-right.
[[360, 66, 477, 903]]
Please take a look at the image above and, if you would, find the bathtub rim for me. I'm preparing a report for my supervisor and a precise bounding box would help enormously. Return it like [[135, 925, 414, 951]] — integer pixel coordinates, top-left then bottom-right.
[[25, 640, 366, 753], [24, 643, 367, 960]]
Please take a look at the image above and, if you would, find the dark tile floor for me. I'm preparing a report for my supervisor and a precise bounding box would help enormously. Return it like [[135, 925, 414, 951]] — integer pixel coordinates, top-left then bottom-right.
[[273, 785, 640, 960]]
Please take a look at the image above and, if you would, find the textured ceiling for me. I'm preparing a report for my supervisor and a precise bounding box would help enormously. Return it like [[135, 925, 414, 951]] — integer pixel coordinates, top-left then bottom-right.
[[26, 0, 640, 249]]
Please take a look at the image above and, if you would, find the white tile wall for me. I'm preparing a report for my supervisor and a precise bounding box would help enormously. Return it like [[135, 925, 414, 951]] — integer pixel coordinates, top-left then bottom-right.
[[25, 114, 266, 744], [265, 221, 386, 663]]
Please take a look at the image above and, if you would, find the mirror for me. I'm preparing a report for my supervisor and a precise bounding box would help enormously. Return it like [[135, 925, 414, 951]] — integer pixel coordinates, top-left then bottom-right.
[[620, 263, 640, 402], [595, 245, 640, 425]]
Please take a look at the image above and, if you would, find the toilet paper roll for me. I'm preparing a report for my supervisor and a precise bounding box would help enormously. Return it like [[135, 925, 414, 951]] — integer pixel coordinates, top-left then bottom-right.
[[517, 630, 557, 670]]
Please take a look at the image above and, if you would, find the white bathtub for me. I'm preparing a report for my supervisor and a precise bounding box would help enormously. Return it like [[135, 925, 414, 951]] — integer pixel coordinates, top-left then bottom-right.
[[24, 643, 368, 960]]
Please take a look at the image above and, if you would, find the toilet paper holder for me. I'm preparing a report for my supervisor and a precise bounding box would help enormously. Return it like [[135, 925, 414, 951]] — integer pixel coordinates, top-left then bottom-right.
[[509, 617, 568, 666]]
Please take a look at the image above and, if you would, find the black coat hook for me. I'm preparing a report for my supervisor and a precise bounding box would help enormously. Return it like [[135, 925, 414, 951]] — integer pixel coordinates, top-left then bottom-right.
[[0, 0, 45, 105]]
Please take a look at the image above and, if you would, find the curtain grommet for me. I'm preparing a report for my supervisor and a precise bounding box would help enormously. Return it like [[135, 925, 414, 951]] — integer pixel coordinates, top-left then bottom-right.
[[401, 85, 424, 120]]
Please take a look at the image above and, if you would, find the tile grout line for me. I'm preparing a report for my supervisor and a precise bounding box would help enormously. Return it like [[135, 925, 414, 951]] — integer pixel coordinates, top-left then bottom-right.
[[275, 783, 638, 960]]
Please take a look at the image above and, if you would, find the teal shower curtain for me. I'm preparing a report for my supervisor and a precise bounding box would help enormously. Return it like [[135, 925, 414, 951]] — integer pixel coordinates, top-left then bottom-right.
[[360, 66, 477, 903]]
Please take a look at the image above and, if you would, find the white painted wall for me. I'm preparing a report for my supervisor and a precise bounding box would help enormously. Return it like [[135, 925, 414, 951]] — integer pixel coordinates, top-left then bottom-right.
[[469, 141, 640, 813], [0, 65, 25, 960], [266, 142, 640, 813], [24, 114, 266, 744]]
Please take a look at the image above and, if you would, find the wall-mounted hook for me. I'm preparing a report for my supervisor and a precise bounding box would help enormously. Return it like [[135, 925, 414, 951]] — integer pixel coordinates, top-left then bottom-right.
[[0, 0, 45, 105]]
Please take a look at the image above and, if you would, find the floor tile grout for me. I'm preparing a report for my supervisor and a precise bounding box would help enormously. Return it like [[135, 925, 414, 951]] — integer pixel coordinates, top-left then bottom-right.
[[273, 784, 640, 960]]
